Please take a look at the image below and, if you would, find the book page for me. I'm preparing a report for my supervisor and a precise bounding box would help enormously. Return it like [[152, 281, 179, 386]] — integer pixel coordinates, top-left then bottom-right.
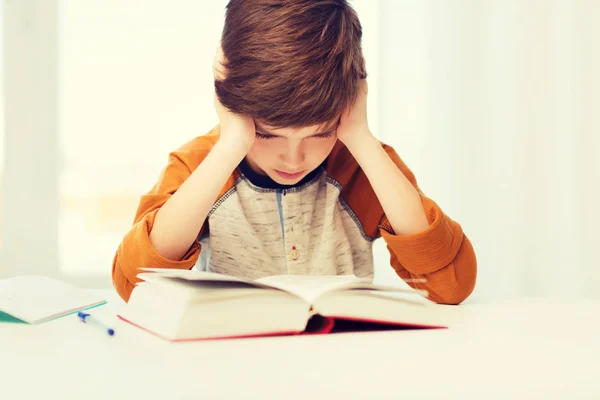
[[140, 268, 254, 283], [137, 273, 281, 302], [141, 269, 426, 303], [139, 269, 280, 291], [255, 275, 366, 303]]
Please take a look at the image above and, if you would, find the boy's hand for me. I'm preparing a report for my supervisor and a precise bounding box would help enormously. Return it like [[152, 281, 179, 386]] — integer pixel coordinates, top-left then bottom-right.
[[336, 79, 374, 151], [213, 45, 256, 154]]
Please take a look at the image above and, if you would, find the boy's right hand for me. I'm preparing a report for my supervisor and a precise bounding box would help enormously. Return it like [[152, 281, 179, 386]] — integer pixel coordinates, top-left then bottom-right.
[[213, 45, 256, 154]]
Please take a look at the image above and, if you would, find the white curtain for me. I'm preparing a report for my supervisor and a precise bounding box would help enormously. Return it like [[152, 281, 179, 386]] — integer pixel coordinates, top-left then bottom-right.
[[373, 0, 600, 301]]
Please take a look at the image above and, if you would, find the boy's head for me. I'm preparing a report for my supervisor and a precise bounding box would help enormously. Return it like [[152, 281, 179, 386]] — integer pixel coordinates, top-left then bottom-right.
[[216, 0, 366, 184]]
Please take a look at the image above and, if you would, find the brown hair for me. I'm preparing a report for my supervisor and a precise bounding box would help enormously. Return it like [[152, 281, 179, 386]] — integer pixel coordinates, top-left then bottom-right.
[[215, 0, 366, 129]]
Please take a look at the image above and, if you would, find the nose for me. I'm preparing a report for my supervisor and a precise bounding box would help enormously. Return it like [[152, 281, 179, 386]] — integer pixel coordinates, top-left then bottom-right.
[[280, 140, 305, 168]]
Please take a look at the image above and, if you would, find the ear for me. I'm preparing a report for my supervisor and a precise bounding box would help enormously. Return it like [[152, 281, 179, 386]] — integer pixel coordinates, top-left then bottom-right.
[[359, 54, 368, 80]]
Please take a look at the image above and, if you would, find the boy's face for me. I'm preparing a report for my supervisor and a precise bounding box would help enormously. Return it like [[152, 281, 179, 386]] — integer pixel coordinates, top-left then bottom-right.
[[245, 120, 339, 185]]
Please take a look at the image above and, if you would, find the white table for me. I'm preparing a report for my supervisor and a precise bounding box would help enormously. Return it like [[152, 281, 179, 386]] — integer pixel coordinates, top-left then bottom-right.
[[1, 291, 599, 400]]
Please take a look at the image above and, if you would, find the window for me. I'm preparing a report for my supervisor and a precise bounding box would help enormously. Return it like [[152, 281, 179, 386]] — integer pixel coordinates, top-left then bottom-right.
[[58, 1, 226, 277]]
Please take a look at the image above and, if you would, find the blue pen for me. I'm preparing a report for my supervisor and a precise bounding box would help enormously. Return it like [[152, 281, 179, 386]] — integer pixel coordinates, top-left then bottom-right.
[[77, 311, 115, 336]]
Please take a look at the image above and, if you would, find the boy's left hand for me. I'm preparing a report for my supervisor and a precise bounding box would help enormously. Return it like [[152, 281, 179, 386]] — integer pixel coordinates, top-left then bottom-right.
[[336, 79, 430, 238], [336, 79, 374, 150]]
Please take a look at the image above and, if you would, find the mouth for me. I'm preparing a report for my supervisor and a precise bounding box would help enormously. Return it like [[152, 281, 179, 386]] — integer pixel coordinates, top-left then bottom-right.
[[274, 169, 306, 180]]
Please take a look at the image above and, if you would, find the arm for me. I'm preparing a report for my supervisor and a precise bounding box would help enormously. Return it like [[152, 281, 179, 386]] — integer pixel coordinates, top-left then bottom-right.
[[337, 81, 476, 304], [149, 139, 247, 261], [344, 134, 429, 236], [152, 45, 255, 260], [150, 46, 255, 260], [354, 141, 476, 305], [112, 137, 249, 301], [112, 45, 256, 301]]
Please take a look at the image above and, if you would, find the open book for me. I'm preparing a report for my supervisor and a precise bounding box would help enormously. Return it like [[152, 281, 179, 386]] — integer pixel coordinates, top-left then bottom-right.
[[0, 275, 107, 324], [118, 269, 447, 341]]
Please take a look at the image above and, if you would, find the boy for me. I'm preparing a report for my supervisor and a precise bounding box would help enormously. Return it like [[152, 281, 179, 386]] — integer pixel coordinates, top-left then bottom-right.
[[112, 0, 476, 304]]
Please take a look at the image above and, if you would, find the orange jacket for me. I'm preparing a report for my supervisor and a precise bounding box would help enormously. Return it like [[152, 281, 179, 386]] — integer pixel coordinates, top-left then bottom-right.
[[113, 127, 476, 304]]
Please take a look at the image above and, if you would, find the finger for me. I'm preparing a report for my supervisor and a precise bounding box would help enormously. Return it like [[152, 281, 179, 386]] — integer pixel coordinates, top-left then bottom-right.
[[361, 79, 368, 95], [213, 44, 227, 80]]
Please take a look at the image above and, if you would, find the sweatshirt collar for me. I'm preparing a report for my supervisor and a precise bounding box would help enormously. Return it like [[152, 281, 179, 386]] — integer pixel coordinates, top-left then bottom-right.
[[238, 158, 323, 190]]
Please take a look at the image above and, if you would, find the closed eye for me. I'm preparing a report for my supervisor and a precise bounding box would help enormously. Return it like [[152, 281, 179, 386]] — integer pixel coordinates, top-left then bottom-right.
[[311, 132, 335, 139], [255, 131, 335, 140], [255, 132, 277, 140]]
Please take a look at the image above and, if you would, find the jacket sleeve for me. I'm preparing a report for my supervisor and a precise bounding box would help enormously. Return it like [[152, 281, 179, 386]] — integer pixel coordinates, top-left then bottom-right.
[[112, 151, 207, 302], [379, 145, 477, 305]]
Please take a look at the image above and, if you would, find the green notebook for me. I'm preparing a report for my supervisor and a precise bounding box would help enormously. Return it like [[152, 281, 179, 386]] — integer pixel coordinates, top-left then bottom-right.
[[0, 311, 26, 323], [0, 275, 107, 324]]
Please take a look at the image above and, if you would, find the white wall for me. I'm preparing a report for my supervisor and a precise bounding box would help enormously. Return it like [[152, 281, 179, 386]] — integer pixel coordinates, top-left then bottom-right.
[[375, 0, 600, 301], [1, 0, 60, 279]]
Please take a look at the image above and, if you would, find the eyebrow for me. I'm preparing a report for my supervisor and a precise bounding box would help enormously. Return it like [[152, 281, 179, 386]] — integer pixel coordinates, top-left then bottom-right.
[[255, 126, 337, 138]]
